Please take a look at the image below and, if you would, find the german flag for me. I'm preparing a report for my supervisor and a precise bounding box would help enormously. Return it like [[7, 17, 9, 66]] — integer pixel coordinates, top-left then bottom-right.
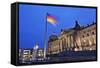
[[47, 13, 57, 26]]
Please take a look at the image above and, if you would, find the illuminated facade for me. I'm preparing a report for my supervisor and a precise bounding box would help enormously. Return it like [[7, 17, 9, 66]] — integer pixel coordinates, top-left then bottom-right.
[[19, 49, 32, 63], [36, 48, 44, 60], [48, 21, 96, 54], [48, 36, 61, 54], [19, 47, 44, 63]]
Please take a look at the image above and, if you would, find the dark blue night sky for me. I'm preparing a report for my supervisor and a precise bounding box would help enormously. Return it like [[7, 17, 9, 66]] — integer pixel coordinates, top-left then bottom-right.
[[19, 4, 96, 49]]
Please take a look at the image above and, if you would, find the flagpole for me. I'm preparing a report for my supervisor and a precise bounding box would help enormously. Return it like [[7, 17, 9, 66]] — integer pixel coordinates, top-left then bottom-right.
[[43, 13, 48, 59]]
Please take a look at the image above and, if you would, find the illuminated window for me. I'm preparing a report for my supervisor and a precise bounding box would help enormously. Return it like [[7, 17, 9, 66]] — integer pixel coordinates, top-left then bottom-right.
[[38, 53, 41, 56]]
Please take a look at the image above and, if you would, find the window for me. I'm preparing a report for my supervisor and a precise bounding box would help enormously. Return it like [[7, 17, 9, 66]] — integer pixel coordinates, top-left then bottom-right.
[[83, 35, 84, 38], [92, 31, 95, 35], [87, 33, 89, 36]]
